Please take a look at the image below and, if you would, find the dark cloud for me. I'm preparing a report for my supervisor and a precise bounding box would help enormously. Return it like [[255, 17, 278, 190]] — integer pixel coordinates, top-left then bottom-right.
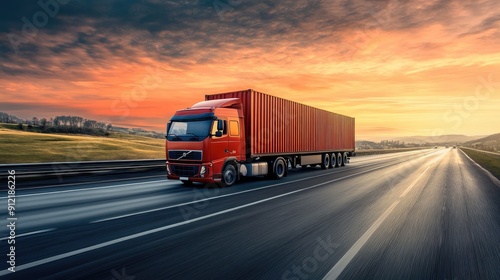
[[0, 0, 498, 80], [459, 13, 500, 37]]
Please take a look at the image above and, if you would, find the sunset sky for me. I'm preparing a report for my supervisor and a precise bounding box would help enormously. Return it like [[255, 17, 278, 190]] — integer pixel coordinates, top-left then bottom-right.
[[1, 0, 499, 140]]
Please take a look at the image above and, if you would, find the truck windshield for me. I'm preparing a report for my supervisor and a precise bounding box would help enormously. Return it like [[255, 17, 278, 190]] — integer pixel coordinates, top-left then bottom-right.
[[167, 120, 212, 141]]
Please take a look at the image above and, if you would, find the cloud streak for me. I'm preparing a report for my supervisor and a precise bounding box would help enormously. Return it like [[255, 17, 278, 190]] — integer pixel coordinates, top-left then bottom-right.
[[0, 0, 499, 139]]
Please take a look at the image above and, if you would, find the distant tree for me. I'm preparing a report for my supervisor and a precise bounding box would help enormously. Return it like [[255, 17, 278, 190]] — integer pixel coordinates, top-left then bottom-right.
[[40, 118, 47, 129], [96, 122, 106, 130], [32, 117, 39, 126], [17, 123, 23, 130], [0, 112, 9, 123]]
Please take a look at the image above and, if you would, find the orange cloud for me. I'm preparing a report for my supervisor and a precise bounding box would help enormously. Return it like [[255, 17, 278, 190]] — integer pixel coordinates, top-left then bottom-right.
[[0, 0, 499, 140]]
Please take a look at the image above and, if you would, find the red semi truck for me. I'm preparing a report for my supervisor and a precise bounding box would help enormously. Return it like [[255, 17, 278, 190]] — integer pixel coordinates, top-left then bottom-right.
[[166, 89, 355, 186]]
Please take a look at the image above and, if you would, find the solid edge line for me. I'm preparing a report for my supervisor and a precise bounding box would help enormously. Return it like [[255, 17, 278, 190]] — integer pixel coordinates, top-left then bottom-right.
[[459, 149, 500, 187], [0, 160, 400, 276], [0, 228, 55, 241]]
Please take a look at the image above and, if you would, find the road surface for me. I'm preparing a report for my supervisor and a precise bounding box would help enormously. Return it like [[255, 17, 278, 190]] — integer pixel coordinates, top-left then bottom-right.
[[1, 148, 500, 279]]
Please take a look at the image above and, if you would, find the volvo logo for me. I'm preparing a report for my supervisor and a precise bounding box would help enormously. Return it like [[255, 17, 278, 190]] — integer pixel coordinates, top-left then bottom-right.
[[177, 150, 193, 160]]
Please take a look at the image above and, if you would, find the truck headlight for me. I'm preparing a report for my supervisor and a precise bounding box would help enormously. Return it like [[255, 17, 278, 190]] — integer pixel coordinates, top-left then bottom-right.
[[200, 166, 206, 177]]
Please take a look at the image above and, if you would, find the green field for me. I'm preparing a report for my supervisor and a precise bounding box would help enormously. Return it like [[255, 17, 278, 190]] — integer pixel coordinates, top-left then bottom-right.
[[0, 123, 165, 163], [461, 148, 500, 180]]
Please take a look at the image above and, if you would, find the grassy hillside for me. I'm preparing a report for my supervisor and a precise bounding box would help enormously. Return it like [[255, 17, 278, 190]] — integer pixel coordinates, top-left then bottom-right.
[[463, 132, 500, 153], [0, 123, 165, 164]]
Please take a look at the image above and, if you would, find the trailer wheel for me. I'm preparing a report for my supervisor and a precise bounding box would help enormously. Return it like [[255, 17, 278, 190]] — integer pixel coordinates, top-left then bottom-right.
[[222, 163, 237, 187], [330, 153, 336, 168], [336, 152, 342, 167], [321, 153, 330, 169], [267, 157, 287, 179], [342, 153, 348, 166], [273, 158, 287, 179]]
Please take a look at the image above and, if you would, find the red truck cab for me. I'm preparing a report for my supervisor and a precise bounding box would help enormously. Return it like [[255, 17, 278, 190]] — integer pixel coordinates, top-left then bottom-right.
[[166, 98, 244, 185]]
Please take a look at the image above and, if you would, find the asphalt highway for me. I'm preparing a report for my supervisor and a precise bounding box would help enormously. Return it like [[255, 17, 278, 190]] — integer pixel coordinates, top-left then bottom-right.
[[1, 148, 500, 279]]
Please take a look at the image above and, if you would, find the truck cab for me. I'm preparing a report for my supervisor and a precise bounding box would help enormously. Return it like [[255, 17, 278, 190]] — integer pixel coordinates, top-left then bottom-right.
[[166, 98, 244, 185]]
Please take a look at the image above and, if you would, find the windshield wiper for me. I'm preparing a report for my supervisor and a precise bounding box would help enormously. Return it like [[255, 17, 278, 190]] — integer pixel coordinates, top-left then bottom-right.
[[184, 132, 201, 140], [166, 133, 181, 140]]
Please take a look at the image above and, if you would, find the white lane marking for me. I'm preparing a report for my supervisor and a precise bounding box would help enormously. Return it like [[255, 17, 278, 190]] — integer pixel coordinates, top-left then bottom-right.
[[91, 161, 407, 223], [0, 228, 55, 241], [0, 159, 413, 275], [0, 180, 175, 199], [399, 151, 448, 198], [322, 151, 445, 280], [323, 201, 400, 280], [399, 165, 431, 198]]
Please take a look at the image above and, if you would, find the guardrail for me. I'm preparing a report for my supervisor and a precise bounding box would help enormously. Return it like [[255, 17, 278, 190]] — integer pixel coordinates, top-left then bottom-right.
[[459, 147, 500, 156], [0, 159, 166, 179], [354, 147, 430, 156]]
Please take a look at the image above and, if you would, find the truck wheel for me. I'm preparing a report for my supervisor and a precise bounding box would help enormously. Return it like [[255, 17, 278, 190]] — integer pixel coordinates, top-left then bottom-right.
[[330, 153, 336, 168], [342, 153, 348, 166], [181, 180, 193, 186], [222, 163, 237, 187], [321, 153, 330, 169], [336, 153, 342, 167], [273, 158, 287, 179]]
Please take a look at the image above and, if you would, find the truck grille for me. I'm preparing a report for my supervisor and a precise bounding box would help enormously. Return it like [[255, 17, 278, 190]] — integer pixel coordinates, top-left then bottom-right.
[[171, 165, 199, 177], [168, 150, 202, 160]]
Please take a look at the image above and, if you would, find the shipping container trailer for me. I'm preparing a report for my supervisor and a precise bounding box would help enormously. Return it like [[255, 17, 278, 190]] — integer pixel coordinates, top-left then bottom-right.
[[166, 89, 355, 186]]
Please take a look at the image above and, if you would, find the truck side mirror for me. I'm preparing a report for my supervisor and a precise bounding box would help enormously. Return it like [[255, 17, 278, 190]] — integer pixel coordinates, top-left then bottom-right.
[[217, 119, 224, 131], [215, 131, 223, 137]]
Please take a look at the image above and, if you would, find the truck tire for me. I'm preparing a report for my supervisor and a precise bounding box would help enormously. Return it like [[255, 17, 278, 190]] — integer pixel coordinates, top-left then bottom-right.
[[222, 163, 237, 187], [330, 153, 336, 168], [342, 153, 348, 166], [321, 153, 330, 169], [336, 152, 342, 167], [273, 158, 287, 179]]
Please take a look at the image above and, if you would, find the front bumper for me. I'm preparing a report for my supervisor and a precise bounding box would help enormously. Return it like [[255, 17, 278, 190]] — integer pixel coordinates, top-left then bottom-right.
[[166, 162, 220, 183]]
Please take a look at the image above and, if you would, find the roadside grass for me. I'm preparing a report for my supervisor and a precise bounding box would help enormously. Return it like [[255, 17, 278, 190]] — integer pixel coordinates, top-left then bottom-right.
[[0, 123, 165, 164], [461, 148, 500, 180]]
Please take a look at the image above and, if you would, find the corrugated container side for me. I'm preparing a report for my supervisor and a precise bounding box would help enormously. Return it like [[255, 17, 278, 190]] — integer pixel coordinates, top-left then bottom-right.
[[206, 89, 355, 158]]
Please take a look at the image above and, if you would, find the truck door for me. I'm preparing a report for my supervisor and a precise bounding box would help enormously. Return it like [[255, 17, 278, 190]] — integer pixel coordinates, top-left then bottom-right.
[[210, 118, 229, 169], [228, 119, 242, 161]]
